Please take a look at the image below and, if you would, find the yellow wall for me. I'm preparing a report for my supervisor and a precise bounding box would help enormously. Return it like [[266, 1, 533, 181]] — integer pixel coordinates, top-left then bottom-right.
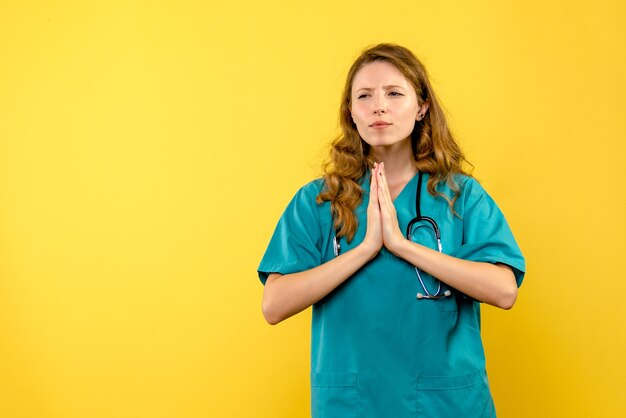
[[1, 1, 624, 417]]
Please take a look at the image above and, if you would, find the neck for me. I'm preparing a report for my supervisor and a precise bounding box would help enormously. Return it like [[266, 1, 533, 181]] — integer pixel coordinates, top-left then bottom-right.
[[370, 139, 417, 182]]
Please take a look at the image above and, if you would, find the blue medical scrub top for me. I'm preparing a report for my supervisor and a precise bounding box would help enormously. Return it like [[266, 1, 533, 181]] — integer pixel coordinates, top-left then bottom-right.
[[258, 173, 526, 418]]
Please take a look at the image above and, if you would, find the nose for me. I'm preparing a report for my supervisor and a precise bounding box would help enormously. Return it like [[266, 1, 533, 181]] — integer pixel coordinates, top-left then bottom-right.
[[373, 94, 387, 115]]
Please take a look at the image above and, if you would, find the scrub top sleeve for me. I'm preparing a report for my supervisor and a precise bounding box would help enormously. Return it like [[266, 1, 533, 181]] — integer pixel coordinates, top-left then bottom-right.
[[452, 179, 526, 287], [257, 181, 324, 285]]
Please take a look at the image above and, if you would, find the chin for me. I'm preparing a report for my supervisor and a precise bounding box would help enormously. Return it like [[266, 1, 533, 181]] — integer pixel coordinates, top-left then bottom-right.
[[364, 138, 409, 149]]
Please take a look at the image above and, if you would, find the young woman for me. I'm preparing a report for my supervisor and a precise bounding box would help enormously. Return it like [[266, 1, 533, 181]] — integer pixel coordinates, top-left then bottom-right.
[[257, 43, 525, 418]]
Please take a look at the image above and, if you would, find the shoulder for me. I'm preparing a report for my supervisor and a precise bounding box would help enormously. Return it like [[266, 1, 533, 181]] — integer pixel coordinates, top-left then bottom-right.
[[457, 175, 486, 196], [432, 173, 486, 198], [300, 177, 326, 195], [449, 174, 492, 215], [283, 178, 328, 214], [288, 177, 325, 205]]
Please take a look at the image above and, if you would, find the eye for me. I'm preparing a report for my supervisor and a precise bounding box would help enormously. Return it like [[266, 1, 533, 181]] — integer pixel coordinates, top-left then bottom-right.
[[388, 91, 404, 96], [357, 93, 369, 99]]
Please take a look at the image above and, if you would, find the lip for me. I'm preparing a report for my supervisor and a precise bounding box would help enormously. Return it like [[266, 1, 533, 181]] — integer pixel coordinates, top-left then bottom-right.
[[370, 121, 392, 128]]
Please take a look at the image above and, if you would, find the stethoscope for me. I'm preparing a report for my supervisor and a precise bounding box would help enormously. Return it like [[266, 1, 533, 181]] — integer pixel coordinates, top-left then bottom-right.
[[333, 171, 452, 300]]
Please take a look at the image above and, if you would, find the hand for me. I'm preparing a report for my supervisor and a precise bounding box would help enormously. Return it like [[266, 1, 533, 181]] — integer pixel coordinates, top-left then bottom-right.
[[360, 163, 383, 258], [376, 162, 407, 254]]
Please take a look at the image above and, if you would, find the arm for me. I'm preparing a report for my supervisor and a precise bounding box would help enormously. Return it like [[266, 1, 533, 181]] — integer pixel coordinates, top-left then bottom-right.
[[376, 162, 518, 310], [262, 165, 384, 325], [263, 243, 377, 325], [392, 242, 517, 309]]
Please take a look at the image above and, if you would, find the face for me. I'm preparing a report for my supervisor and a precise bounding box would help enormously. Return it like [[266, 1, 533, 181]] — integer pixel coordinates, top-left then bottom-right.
[[350, 61, 427, 150]]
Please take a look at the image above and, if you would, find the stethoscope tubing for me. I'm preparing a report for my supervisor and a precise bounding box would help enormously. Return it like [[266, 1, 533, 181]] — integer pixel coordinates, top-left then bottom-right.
[[406, 172, 449, 299]]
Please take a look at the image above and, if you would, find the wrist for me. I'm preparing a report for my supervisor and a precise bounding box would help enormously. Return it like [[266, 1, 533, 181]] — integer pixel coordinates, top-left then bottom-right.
[[356, 241, 380, 261], [387, 236, 410, 258]]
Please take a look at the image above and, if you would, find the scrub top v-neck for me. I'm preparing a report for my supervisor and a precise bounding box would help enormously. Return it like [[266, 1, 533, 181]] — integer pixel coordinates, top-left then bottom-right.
[[258, 173, 525, 418]]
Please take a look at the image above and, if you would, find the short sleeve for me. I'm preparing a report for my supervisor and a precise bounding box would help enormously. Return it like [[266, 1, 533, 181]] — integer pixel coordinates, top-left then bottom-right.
[[257, 181, 324, 285], [452, 178, 526, 287]]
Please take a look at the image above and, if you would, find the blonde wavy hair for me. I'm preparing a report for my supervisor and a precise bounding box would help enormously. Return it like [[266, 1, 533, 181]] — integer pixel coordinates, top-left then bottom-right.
[[316, 43, 471, 242]]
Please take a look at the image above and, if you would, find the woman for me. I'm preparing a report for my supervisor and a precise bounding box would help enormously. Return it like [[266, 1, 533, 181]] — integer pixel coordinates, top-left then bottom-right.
[[257, 43, 525, 418]]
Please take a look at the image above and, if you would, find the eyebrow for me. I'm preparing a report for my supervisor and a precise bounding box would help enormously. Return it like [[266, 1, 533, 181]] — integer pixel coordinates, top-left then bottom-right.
[[354, 85, 407, 92]]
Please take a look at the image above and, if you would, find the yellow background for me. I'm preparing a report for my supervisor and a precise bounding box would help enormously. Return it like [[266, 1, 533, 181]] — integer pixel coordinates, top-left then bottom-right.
[[1, 1, 624, 417]]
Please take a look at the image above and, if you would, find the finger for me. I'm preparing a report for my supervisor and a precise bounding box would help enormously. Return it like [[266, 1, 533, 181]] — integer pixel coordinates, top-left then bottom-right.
[[374, 164, 381, 191], [377, 179, 389, 214], [379, 162, 394, 206], [370, 165, 377, 194], [377, 164, 391, 211], [378, 167, 398, 228], [369, 165, 380, 208]]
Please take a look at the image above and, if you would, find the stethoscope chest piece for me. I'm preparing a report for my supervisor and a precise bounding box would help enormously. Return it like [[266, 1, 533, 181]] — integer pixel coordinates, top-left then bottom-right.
[[333, 236, 341, 257]]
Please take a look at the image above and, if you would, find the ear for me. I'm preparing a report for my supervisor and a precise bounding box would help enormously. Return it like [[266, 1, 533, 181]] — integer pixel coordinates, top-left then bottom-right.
[[416, 101, 429, 120]]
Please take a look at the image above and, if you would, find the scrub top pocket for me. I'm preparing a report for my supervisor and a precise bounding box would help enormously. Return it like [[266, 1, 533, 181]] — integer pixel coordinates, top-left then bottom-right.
[[311, 372, 359, 418], [415, 370, 495, 418]]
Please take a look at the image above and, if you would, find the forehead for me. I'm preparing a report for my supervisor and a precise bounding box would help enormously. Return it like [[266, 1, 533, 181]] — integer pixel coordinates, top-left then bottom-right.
[[352, 61, 411, 90]]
